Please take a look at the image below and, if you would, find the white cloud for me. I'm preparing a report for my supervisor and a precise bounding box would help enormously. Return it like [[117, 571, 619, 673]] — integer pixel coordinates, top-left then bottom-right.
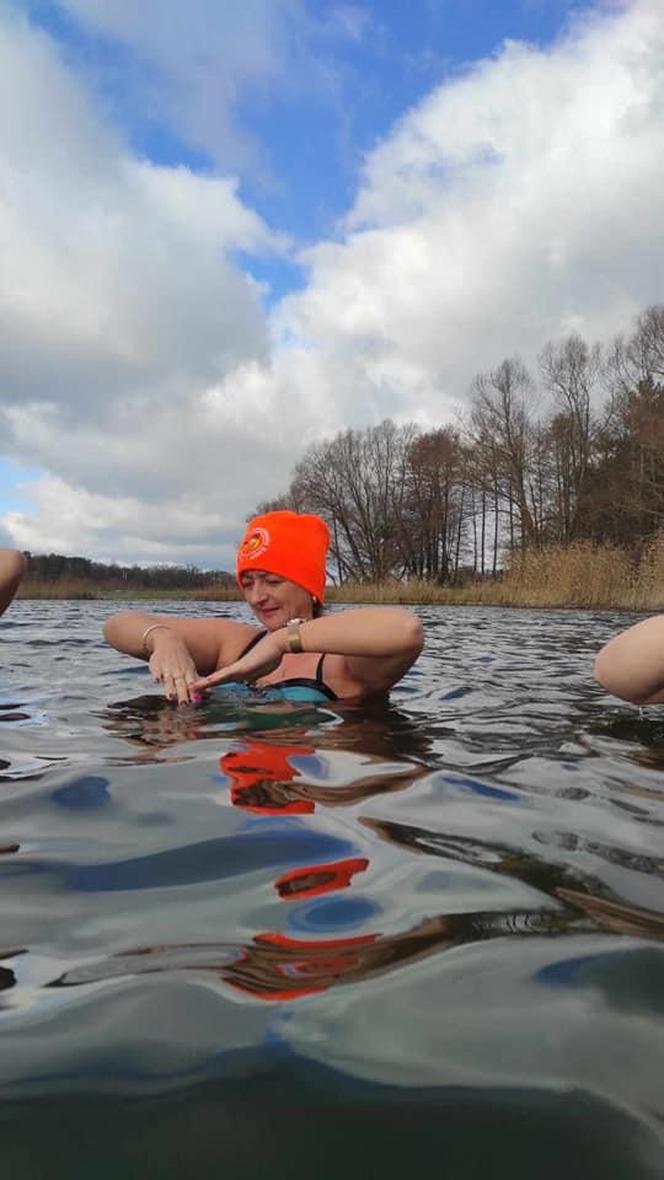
[[54, 0, 368, 176], [2, 1, 664, 562], [57, 0, 296, 173], [0, 10, 275, 416], [0, 7, 290, 560], [277, 0, 664, 420], [4, 475, 239, 566]]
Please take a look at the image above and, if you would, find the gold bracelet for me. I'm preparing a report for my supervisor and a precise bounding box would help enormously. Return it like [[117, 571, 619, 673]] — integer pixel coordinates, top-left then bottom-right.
[[141, 623, 172, 655]]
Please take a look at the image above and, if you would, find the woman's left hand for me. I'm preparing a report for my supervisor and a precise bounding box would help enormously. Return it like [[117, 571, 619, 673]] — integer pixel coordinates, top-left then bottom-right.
[[191, 631, 285, 693]]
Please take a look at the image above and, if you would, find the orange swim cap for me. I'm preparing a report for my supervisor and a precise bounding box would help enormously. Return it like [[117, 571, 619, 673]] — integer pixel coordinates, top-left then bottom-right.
[[236, 510, 329, 603]]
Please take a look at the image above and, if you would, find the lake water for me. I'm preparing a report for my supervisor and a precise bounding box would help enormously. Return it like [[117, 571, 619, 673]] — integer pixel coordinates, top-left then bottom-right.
[[1, 601, 663, 1178]]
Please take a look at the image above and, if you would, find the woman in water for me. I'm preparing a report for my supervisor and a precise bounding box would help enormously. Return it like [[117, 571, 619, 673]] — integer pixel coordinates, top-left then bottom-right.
[[594, 615, 664, 704], [0, 548, 26, 618], [104, 511, 423, 705]]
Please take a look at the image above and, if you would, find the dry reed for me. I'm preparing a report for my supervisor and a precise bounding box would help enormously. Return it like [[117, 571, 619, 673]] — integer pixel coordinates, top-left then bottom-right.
[[18, 577, 97, 600], [17, 579, 243, 602], [329, 539, 664, 609]]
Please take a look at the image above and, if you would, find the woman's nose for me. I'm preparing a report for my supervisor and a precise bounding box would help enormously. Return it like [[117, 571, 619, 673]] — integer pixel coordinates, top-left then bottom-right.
[[248, 582, 268, 604]]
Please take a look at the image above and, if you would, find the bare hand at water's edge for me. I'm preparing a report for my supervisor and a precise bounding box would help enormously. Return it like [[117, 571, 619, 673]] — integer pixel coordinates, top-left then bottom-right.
[[192, 632, 284, 693], [147, 628, 202, 705]]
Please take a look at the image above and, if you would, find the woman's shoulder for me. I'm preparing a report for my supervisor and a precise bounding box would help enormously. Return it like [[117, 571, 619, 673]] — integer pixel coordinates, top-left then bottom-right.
[[210, 620, 264, 668]]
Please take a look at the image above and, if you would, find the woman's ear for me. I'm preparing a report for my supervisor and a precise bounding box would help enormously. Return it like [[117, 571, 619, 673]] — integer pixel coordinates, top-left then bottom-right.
[[311, 595, 323, 618]]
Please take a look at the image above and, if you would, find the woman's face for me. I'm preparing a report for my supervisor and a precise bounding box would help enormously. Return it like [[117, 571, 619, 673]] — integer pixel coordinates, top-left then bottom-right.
[[239, 570, 314, 631]]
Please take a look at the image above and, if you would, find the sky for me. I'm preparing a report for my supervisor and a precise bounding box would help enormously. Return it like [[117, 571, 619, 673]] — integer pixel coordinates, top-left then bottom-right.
[[0, 0, 662, 568]]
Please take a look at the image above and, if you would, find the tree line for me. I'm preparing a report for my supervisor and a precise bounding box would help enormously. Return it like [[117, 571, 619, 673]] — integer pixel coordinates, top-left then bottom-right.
[[257, 304, 664, 583], [24, 552, 234, 590]]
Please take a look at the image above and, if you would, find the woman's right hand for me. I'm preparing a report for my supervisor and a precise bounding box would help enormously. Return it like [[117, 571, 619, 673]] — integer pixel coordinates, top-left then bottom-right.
[[147, 629, 201, 705]]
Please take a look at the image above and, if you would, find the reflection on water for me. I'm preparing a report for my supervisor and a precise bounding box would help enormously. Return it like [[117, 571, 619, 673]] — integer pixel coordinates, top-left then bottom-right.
[[1, 601, 663, 1177], [46, 907, 561, 1001]]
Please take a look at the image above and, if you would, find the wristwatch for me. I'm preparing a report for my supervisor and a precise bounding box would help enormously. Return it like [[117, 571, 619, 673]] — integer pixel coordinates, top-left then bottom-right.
[[286, 617, 306, 653]]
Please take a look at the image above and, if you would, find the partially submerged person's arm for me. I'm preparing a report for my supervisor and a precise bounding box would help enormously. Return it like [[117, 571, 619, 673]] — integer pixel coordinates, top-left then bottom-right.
[[594, 616, 664, 704], [103, 612, 257, 704], [192, 607, 424, 698], [0, 549, 26, 617]]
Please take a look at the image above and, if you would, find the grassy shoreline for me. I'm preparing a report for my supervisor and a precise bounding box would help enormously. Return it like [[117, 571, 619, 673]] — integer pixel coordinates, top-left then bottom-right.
[[15, 541, 664, 611]]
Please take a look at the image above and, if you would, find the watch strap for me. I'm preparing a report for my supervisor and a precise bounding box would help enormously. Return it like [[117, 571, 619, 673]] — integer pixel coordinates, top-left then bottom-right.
[[286, 619, 304, 653]]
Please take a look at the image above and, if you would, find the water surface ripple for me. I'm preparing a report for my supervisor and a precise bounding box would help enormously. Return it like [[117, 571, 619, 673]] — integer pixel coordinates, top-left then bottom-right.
[[1, 601, 663, 1178]]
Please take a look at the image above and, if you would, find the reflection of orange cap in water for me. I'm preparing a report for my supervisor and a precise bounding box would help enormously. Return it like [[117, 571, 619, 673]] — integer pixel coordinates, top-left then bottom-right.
[[275, 857, 369, 901], [236, 510, 329, 603], [230, 931, 378, 1002], [220, 741, 315, 815]]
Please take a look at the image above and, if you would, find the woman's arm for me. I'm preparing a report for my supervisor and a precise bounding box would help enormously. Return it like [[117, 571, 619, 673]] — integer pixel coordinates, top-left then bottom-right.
[[103, 611, 257, 704], [594, 616, 664, 704], [192, 607, 424, 696], [0, 549, 26, 617]]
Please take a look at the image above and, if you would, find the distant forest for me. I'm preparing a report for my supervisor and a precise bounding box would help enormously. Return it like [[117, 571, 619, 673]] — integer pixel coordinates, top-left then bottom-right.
[[257, 303, 664, 584], [24, 553, 234, 591]]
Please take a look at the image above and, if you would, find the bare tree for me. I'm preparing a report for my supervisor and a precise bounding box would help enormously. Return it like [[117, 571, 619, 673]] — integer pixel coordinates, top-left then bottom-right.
[[468, 357, 538, 555], [605, 304, 664, 398], [288, 420, 418, 581], [539, 333, 601, 542], [578, 307, 664, 545], [399, 429, 464, 581]]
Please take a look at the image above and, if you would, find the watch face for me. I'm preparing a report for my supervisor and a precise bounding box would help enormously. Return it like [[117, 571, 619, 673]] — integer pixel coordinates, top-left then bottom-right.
[[287, 617, 305, 626]]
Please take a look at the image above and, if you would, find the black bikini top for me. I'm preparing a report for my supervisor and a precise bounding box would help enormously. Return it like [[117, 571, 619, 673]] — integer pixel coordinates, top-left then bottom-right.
[[238, 630, 338, 702]]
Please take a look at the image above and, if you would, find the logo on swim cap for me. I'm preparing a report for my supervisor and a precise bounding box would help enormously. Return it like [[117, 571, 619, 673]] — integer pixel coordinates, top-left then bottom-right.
[[239, 527, 270, 561]]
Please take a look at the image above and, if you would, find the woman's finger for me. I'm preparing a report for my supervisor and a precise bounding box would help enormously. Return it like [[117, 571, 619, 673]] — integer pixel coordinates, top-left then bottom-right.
[[185, 674, 203, 705], [191, 667, 234, 692], [149, 661, 199, 705], [172, 674, 190, 705]]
